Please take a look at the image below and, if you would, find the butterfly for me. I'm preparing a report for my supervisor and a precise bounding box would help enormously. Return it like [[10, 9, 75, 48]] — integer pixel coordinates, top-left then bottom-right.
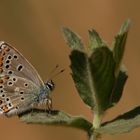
[[0, 41, 55, 117]]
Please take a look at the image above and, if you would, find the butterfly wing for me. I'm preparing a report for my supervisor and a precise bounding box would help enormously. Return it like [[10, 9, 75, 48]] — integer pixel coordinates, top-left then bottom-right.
[[0, 41, 44, 86], [0, 41, 46, 116], [0, 75, 40, 116]]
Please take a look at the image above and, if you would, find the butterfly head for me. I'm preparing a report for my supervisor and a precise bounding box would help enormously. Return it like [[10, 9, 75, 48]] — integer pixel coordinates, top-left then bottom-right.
[[45, 80, 55, 91]]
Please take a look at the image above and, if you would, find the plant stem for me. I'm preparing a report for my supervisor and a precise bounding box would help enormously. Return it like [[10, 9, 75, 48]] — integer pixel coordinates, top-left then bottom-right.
[[93, 112, 102, 129], [91, 112, 102, 140]]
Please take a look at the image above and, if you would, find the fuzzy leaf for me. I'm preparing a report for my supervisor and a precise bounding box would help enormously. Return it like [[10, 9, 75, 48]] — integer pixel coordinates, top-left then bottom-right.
[[19, 109, 92, 133], [109, 70, 128, 106], [63, 27, 84, 50], [88, 29, 103, 49], [70, 50, 94, 108], [64, 22, 129, 113], [70, 46, 116, 112], [97, 106, 140, 134], [112, 20, 130, 72], [89, 47, 116, 112]]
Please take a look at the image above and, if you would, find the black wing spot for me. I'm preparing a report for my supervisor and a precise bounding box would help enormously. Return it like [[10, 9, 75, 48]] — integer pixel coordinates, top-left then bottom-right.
[[7, 55, 12, 60], [20, 91, 24, 94], [20, 97, 24, 101], [6, 98, 10, 101], [17, 65, 23, 71], [0, 85, 4, 88], [15, 106, 19, 109], [0, 90, 4, 93], [8, 70, 13, 75], [1, 94, 5, 97], [13, 54, 18, 59], [7, 81, 13, 86], [12, 77, 17, 82], [24, 83, 28, 87], [8, 103, 12, 107], [6, 60, 10, 64], [5, 64, 10, 69]]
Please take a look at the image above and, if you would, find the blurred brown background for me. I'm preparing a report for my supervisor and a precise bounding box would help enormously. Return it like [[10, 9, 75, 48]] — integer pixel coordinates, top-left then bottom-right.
[[0, 0, 140, 140]]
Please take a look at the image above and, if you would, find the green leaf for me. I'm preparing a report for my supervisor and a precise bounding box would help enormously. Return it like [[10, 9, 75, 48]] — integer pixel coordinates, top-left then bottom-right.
[[97, 106, 140, 134], [70, 46, 116, 113], [19, 109, 92, 134], [88, 29, 103, 50], [89, 47, 116, 112], [119, 19, 130, 34], [70, 50, 94, 108], [112, 19, 130, 74], [64, 20, 130, 113], [109, 70, 128, 106], [63, 27, 84, 50]]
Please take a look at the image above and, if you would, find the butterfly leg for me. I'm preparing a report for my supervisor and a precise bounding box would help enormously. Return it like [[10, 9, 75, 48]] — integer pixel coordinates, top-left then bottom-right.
[[45, 97, 52, 114]]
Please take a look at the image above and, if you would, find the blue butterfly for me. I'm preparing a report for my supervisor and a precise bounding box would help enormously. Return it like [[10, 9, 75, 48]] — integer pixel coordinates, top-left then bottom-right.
[[0, 41, 54, 117]]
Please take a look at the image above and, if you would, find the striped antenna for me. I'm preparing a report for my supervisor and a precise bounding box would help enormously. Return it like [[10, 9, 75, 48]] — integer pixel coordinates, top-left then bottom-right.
[[47, 65, 64, 81]]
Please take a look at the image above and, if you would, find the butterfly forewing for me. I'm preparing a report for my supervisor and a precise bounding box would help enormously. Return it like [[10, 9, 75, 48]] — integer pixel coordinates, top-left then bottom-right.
[[0, 41, 44, 86], [0, 41, 46, 116]]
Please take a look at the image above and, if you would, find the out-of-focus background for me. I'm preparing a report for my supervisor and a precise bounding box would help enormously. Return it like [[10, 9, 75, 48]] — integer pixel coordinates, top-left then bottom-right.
[[0, 0, 140, 140]]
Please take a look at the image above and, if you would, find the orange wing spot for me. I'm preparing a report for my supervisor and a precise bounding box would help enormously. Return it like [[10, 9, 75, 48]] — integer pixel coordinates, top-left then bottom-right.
[[0, 56, 4, 61], [0, 62, 3, 67], [1, 105, 9, 113], [0, 100, 3, 105], [4, 47, 10, 52], [0, 75, 9, 84], [4, 75, 10, 80], [1, 51, 6, 56], [0, 68, 3, 73], [0, 79, 4, 84]]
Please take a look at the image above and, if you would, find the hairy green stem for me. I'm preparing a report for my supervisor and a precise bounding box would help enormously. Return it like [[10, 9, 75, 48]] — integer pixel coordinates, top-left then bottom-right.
[[93, 112, 102, 129], [91, 112, 102, 140]]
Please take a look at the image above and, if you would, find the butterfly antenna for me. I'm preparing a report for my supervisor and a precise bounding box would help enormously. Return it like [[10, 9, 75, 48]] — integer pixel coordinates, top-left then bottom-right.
[[48, 69, 65, 81], [47, 65, 65, 81], [47, 64, 59, 79]]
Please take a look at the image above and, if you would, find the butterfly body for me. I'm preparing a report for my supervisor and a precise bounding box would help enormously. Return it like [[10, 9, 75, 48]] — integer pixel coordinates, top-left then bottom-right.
[[0, 41, 54, 117]]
